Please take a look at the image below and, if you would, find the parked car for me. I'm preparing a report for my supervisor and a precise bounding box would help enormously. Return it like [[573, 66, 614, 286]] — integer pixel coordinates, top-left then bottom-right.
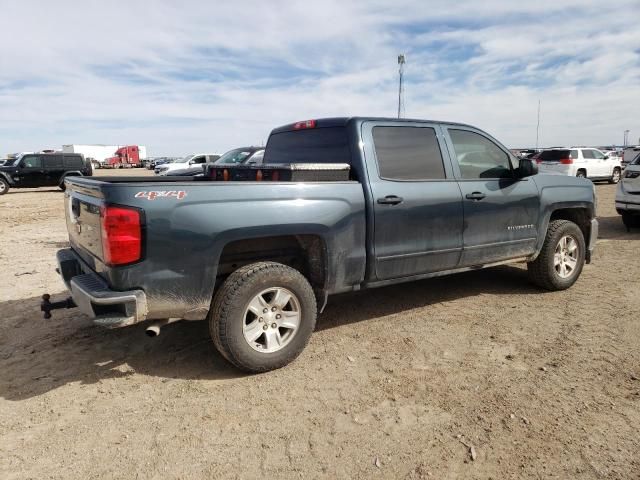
[[535, 147, 622, 183], [158, 149, 262, 177], [0, 152, 91, 195], [49, 117, 597, 373], [214, 147, 265, 165], [155, 153, 220, 175], [622, 147, 640, 169], [616, 154, 640, 230]]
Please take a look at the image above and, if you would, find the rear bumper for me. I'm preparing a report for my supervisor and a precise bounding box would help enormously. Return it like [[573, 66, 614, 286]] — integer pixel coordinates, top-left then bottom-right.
[[615, 201, 640, 213], [56, 248, 148, 327]]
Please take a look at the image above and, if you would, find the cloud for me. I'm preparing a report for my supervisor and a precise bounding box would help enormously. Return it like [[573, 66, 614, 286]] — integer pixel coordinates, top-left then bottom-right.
[[0, 0, 638, 155]]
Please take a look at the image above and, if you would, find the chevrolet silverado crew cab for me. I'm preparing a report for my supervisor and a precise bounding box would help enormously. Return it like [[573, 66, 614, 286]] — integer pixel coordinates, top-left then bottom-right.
[[49, 117, 598, 372], [0, 152, 91, 195]]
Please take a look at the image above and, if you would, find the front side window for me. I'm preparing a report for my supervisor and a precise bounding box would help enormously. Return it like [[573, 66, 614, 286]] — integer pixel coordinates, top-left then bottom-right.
[[582, 150, 595, 159], [372, 126, 446, 180], [449, 129, 513, 179], [21, 155, 42, 168], [192, 156, 206, 164], [592, 150, 605, 159]]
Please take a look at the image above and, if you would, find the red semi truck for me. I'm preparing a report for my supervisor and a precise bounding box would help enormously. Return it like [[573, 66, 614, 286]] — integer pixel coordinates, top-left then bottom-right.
[[105, 145, 142, 168]]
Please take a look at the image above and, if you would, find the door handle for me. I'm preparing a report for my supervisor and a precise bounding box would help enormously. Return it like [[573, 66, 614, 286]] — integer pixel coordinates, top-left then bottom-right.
[[465, 192, 486, 201], [377, 195, 404, 205]]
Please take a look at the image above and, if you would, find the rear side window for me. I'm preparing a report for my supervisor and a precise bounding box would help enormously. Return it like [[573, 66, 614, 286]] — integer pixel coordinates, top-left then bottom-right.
[[43, 155, 63, 168], [263, 127, 351, 164], [63, 155, 83, 168], [449, 129, 513, 179], [372, 126, 446, 180]]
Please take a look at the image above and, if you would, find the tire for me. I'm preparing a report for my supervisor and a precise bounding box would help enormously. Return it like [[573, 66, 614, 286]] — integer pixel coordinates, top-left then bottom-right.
[[622, 212, 640, 230], [576, 170, 586, 178], [0, 177, 9, 195], [609, 168, 621, 184], [528, 220, 586, 291], [209, 261, 317, 373]]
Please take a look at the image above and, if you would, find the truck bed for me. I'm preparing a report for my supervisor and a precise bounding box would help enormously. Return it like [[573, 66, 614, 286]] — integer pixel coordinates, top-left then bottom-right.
[[63, 175, 367, 322]]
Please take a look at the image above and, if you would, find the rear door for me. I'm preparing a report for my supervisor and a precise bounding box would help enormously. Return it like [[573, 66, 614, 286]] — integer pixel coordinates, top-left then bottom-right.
[[442, 126, 540, 266], [43, 154, 65, 185], [362, 121, 463, 280]]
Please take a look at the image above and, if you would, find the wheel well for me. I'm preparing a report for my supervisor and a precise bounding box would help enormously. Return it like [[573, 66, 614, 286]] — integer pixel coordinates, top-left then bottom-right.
[[550, 208, 590, 241], [577, 168, 587, 174], [216, 235, 327, 293]]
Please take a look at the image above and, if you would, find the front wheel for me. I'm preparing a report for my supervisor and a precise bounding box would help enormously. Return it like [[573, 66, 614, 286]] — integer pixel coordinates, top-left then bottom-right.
[[0, 177, 9, 195], [527, 220, 586, 290], [209, 262, 317, 373], [609, 168, 621, 184]]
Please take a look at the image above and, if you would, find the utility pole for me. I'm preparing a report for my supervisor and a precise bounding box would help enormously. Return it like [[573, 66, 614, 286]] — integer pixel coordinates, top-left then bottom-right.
[[397, 54, 406, 119], [535, 99, 541, 150]]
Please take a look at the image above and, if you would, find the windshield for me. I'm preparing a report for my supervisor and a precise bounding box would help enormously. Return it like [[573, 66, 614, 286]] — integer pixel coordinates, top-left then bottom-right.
[[214, 148, 257, 165]]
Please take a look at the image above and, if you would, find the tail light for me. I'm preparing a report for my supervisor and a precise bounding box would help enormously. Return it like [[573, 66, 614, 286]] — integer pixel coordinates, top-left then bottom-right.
[[100, 205, 142, 266], [293, 119, 316, 129], [560, 157, 573, 164]]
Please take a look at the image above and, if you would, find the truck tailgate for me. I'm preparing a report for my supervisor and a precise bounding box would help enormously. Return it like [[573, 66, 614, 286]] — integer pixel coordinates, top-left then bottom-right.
[[64, 184, 105, 264]]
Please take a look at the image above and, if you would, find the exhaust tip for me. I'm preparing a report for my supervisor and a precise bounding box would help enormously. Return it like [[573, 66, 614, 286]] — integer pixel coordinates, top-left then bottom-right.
[[145, 325, 161, 337]]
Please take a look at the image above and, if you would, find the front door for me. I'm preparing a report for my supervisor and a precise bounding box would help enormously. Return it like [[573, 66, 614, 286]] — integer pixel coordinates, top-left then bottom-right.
[[442, 126, 540, 266], [15, 154, 46, 187], [362, 122, 464, 280]]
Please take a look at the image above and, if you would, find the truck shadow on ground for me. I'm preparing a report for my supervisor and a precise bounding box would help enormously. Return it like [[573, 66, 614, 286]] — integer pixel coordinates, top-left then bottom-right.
[[597, 215, 640, 239], [1, 265, 545, 401]]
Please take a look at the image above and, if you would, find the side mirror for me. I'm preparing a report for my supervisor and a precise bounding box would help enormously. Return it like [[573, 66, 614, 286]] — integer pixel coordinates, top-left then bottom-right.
[[518, 158, 538, 177]]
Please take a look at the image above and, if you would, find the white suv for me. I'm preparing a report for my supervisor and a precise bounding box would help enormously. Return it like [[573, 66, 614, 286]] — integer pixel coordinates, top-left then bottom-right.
[[155, 153, 220, 175], [536, 147, 622, 183]]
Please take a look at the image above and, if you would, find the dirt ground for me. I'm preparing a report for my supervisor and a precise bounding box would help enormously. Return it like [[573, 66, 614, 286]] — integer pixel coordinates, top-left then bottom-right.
[[1, 170, 638, 479]]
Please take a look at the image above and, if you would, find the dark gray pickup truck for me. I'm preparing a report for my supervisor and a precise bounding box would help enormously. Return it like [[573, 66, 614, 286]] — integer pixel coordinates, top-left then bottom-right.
[[50, 117, 598, 372]]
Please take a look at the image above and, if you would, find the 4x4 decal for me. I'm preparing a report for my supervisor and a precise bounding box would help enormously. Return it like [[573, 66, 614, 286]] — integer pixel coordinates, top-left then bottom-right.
[[135, 190, 187, 201]]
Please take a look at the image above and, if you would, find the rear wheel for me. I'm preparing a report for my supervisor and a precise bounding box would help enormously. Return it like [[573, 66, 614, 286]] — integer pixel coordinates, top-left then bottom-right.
[[622, 212, 640, 230], [528, 220, 585, 290], [209, 261, 317, 373], [609, 168, 621, 184], [0, 177, 9, 195], [576, 170, 586, 178]]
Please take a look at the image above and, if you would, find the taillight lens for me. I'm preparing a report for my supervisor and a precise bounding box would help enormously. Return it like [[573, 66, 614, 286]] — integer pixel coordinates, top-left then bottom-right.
[[100, 205, 142, 266], [560, 157, 573, 164], [293, 119, 316, 129]]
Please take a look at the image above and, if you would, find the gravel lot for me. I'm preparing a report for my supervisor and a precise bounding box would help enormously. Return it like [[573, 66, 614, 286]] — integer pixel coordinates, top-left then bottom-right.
[[1, 170, 639, 479]]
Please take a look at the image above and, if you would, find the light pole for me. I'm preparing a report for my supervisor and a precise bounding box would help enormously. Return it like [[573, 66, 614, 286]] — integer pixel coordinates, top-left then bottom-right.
[[624, 130, 630, 148], [397, 54, 405, 119]]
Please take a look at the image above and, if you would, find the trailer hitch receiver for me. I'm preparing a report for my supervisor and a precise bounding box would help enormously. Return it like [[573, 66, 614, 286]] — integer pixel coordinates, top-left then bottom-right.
[[40, 294, 76, 319]]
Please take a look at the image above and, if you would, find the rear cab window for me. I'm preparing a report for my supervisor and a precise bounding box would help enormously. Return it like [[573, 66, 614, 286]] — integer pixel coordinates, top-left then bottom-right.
[[263, 127, 351, 165]]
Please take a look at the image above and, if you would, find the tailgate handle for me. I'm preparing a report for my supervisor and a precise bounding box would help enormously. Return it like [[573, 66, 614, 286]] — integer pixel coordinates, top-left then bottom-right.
[[71, 198, 81, 218], [465, 192, 486, 201], [377, 195, 404, 205]]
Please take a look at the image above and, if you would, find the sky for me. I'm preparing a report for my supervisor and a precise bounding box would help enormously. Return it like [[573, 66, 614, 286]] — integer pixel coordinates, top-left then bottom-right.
[[1, 0, 639, 156]]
